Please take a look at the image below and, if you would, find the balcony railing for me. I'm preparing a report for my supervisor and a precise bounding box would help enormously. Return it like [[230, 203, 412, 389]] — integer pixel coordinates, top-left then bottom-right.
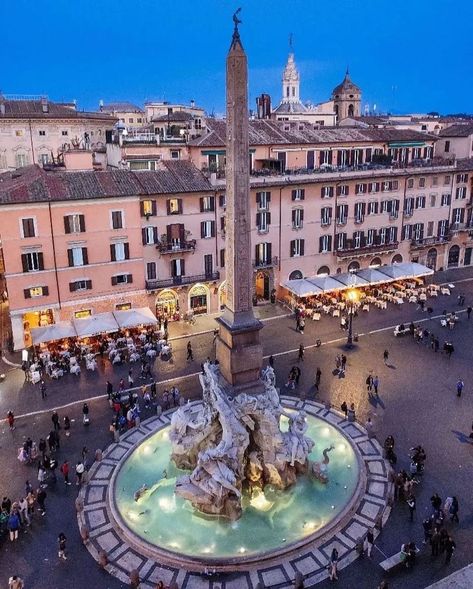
[[449, 223, 467, 233], [336, 241, 399, 258], [253, 256, 278, 269], [410, 236, 450, 249], [146, 271, 220, 290], [157, 240, 196, 254]]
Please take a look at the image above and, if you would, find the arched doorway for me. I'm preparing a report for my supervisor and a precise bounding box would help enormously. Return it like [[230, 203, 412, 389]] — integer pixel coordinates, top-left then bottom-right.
[[255, 271, 270, 300], [426, 248, 437, 270], [189, 283, 210, 314], [218, 281, 227, 310], [289, 270, 303, 280], [448, 245, 460, 268], [370, 257, 382, 268], [317, 265, 330, 276], [156, 289, 178, 319], [392, 254, 403, 264], [347, 261, 360, 272]]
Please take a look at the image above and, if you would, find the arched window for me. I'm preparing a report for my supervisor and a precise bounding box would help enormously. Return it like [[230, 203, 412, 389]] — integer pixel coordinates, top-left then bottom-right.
[[370, 257, 382, 267], [348, 104, 354, 117], [289, 270, 303, 280], [334, 104, 339, 117], [426, 249, 437, 270], [448, 245, 460, 268], [392, 254, 403, 264], [317, 265, 330, 276], [286, 86, 290, 97], [347, 260, 360, 272]]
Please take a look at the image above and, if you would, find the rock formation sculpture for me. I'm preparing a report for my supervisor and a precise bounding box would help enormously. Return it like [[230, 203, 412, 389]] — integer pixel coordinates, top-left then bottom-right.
[[169, 362, 314, 520]]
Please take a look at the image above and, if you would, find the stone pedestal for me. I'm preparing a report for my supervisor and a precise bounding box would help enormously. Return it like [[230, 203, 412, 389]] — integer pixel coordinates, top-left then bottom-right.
[[216, 313, 263, 392]]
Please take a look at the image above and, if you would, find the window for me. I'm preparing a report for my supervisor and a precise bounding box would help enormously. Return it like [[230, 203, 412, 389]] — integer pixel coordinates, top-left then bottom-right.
[[290, 239, 305, 257], [171, 150, 180, 159], [137, 118, 143, 124], [353, 230, 363, 248], [166, 198, 182, 215], [111, 273, 133, 285], [369, 182, 380, 194], [220, 249, 225, 267], [415, 195, 426, 209], [204, 254, 213, 276], [378, 228, 387, 245], [128, 118, 134, 123], [256, 191, 271, 209], [419, 178, 426, 188], [171, 259, 185, 277], [366, 228, 376, 246], [38, 130, 46, 136], [21, 218, 36, 238], [441, 193, 451, 207], [354, 202, 365, 223], [64, 214, 85, 234], [336, 232, 347, 250], [255, 242, 272, 265], [292, 208, 304, 229], [69, 279, 92, 292], [291, 188, 305, 201], [457, 173, 468, 183], [444, 141, 450, 153], [67, 247, 88, 267], [407, 179, 414, 189], [116, 303, 131, 311], [413, 223, 424, 241], [367, 201, 378, 215], [142, 226, 159, 245], [16, 153, 28, 167], [220, 215, 226, 234], [147, 262, 157, 280], [355, 183, 367, 195], [21, 251, 44, 272], [455, 187, 467, 200], [111, 210, 123, 229], [40, 154, 49, 165], [319, 235, 332, 253], [219, 194, 226, 208], [141, 200, 157, 217], [320, 186, 334, 199], [452, 208, 464, 226], [337, 184, 349, 197], [388, 226, 398, 243], [404, 197, 414, 215], [412, 148, 421, 159], [444, 175, 451, 186], [200, 196, 215, 212], [62, 130, 68, 136], [200, 220, 215, 239], [256, 211, 271, 232], [336, 203, 348, 224], [110, 242, 130, 261], [427, 221, 434, 237], [438, 219, 448, 237], [23, 286, 49, 299], [321, 207, 332, 226], [402, 224, 412, 240], [430, 194, 436, 207], [15, 130, 24, 137], [431, 177, 438, 187]]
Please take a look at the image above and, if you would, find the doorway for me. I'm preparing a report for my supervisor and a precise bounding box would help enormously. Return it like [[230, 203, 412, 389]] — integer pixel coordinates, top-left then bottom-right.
[[255, 271, 270, 300]]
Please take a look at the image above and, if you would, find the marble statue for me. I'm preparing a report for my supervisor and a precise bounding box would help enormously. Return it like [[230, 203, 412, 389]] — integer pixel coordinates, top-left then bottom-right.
[[170, 361, 315, 520], [311, 445, 335, 484]]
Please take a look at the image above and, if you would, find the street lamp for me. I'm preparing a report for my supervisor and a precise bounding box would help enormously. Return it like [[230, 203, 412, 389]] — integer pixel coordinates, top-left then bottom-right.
[[346, 288, 359, 349]]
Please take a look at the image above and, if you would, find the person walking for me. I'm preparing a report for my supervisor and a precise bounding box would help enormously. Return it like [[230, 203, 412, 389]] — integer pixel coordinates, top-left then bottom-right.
[[364, 529, 375, 557], [431, 527, 441, 557], [60, 460, 72, 485], [7, 511, 20, 541], [445, 535, 456, 564], [347, 403, 356, 422], [106, 380, 113, 400], [58, 532, 68, 560], [187, 341, 193, 361], [128, 369, 134, 389], [37, 487, 47, 515], [82, 403, 90, 425], [383, 349, 389, 365], [51, 411, 60, 431], [407, 494, 416, 521], [40, 380, 47, 399], [7, 410, 15, 431], [456, 379, 464, 398], [366, 374, 373, 393], [75, 462, 85, 486], [298, 344, 304, 363], [315, 367, 322, 392], [467, 305, 472, 320], [340, 401, 348, 418], [340, 354, 347, 372], [63, 415, 71, 437], [450, 496, 459, 523], [373, 375, 379, 396], [299, 317, 305, 334], [269, 355, 274, 368], [329, 547, 339, 581]]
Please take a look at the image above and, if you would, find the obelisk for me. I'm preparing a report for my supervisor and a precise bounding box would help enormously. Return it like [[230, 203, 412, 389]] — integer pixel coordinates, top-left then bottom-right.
[[216, 11, 264, 390]]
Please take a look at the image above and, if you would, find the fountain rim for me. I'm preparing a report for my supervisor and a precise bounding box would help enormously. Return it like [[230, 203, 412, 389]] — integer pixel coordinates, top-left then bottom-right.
[[105, 400, 368, 570]]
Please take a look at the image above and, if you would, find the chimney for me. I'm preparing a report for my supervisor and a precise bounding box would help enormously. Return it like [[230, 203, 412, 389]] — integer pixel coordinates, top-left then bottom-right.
[[99, 99, 104, 112], [41, 96, 49, 113]]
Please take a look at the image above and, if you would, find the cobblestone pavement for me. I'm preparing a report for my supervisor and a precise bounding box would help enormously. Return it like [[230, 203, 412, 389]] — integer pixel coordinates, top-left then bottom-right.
[[1, 273, 473, 588]]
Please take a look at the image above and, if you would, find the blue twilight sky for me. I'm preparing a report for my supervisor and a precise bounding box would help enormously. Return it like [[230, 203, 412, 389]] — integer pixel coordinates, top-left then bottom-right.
[[2, 0, 472, 116]]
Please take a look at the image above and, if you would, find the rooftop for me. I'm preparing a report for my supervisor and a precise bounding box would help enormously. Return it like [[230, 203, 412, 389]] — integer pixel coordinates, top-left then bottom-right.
[[438, 123, 473, 137], [0, 96, 115, 121], [0, 161, 212, 205], [152, 111, 195, 123], [100, 101, 144, 113]]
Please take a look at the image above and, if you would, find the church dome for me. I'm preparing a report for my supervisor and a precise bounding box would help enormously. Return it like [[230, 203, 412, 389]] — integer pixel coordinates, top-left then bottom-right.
[[332, 70, 361, 97]]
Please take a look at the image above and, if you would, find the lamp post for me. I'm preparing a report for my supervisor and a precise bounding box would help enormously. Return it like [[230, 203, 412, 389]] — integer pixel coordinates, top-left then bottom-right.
[[346, 288, 359, 349]]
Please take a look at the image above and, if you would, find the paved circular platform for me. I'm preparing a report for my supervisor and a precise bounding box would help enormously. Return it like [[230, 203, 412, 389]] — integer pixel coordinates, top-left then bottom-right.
[[78, 398, 393, 588]]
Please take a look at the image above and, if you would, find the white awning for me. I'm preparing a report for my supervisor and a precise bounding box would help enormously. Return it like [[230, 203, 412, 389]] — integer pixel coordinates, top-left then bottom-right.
[[73, 312, 119, 337], [281, 279, 324, 297], [305, 275, 346, 293], [356, 267, 393, 285], [331, 272, 370, 288], [113, 307, 157, 329], [31, 321, 77, 345], [378, 262, 433, 280]]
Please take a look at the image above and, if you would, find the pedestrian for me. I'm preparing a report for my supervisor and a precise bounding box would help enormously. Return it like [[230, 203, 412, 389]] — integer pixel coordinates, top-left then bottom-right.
[[422, 518, 432, 545], [128, 369, 134, 388], [8, 576, 24, 589], [373, 375, 379, 396], [364, 529, 375, 557], [340, 354, 347, 372], [434, 337, 440, 352], [40, 380, 47, 399], [366, 374, 373, 393], [150, 380, 157, 400], [63, 415, 71, 436], [57, 532, 68, 560], [340, 401, 348, 418], [298, 343, 304, 362], [294, 365, 301, 386], [383, 349, 389, 365], [299, 317, 305, 334], [18, 497, 30, 526], [285, 369, 296, 390], [445, 535, 456, 564], [75, 461, 85, 486], [60, 460, 72, 485], [467, 306, 472, 320], [106, 380, 113, 400], [51, 411, 60, 431], [456, 379, 464, 397], [407, 494, 416, 521], [269, 355, 274, 368], [7, 511, 20, 541], [450, 496, 459, 523], [119, 378, 125, 392], [335, 355, 341, 371], [315, 367, 322, 391], [187, 341, 193, 361], [143, 387, 151, 409], [365, 417, 374, 438], [163, 317, 168, 332], [37, 487, 47, 515], [329, 547, 339, 581], [7, 410, 15, 431], [82, 403, 90, 425], [431, 527, 440, 557], [81, 446, 88, 466], [347, 403, 356, 422]]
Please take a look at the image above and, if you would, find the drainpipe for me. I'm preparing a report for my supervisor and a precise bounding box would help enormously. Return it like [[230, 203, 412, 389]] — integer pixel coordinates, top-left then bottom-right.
[[48, 201, 62, 311]]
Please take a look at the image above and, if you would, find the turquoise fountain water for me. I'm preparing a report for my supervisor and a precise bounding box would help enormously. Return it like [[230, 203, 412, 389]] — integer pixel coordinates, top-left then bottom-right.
[[114, 414, 359, 560]]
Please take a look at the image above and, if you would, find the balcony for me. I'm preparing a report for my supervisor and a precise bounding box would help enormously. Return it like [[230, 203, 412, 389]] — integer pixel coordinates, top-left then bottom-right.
[[449, 223, 467, 234], [253, 256, 278, 269], [336, 241, 399, 259], [146, 271, 220, 290], [410, 236, 450, 250], [157, 240, 196, 254]]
